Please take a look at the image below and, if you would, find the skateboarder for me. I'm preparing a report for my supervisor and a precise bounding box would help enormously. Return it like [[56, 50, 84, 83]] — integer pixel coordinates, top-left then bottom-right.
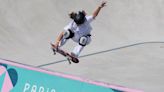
[[53, 1, 107, 58]]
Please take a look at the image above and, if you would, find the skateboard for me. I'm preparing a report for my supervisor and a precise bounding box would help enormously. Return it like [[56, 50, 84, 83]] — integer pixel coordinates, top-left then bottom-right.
[[51, 43, 79, 64]]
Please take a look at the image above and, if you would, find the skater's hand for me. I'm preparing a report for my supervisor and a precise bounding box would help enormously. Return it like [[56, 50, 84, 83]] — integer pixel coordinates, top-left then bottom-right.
[[55, 41, 60, 48], [93, 1, 107, 19], [99, 1, 107, 8], [51, 42, 59, 49]]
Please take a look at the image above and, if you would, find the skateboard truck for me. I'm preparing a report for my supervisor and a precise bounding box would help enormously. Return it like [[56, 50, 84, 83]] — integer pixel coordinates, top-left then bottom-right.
[[66, 55, 72, 64], [52, 48, 57, 55], [51, 45, 59, 55]]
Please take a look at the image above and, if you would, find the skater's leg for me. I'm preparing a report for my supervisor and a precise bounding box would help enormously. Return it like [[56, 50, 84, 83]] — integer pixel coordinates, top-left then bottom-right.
[[71, 36, 91, 58], [71, 45, 84, 58]]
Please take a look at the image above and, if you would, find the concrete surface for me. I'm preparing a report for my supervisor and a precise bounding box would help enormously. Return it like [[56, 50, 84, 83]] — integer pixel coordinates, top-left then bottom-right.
[[0, 0, 164, 91]]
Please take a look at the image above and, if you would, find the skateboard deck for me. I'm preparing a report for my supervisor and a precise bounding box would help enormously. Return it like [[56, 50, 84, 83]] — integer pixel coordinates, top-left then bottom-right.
[[51, 43, 79, 64]]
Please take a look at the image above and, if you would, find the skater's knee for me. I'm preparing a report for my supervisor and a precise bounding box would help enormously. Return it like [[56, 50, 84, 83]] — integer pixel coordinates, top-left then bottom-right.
[[63, 29, 74, 39], [79, 36, 91, 46]]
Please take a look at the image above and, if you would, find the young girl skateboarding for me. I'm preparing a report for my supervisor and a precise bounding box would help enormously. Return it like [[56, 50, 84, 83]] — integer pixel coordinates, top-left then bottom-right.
[[52, 1, 107, 59]]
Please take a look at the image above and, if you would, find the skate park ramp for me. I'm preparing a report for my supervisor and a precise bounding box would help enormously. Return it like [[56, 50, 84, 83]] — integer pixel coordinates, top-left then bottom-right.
[[0, 0, 164, 92]]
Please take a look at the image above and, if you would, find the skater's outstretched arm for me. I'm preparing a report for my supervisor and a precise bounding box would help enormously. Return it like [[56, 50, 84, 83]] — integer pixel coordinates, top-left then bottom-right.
[[93, 1, 107, 19]]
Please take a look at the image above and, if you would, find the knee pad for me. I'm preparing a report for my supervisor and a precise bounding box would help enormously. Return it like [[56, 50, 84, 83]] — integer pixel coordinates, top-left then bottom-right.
[[63, 29, 74, 39], [79, 36, 91, 46]]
